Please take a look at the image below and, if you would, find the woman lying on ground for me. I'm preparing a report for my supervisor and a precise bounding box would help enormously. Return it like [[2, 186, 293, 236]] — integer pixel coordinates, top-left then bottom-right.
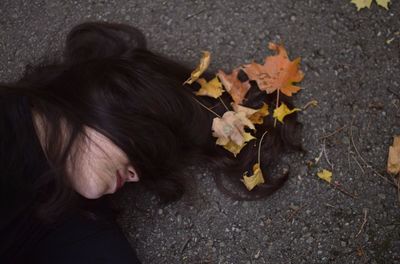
[[0, 22, 301, 263]]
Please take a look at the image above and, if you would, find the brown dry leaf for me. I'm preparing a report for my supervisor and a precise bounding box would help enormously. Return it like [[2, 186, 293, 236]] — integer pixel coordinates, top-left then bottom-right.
[[232, 103, 269, 125], [195, 77, 224, 98], [242, 163, 265, 191], [217, 69, 251, 105], [184, 51, 211, 85], [387, 135, 400, 175], [212, 111, 255, 156], [242, 43, 304, 97]]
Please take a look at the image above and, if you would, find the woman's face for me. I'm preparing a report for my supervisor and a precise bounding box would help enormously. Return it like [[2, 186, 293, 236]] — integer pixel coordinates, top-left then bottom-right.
[[32, 110, 139, 199], [67, 126, 139, 199]]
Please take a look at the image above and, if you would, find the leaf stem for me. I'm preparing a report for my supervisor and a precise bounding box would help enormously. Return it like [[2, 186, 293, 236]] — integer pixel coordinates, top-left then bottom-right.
[[192, 97, 221, 118], [218, 97, 230, 112], [258, 130, 268, 165], [274, 90, 280, 127]]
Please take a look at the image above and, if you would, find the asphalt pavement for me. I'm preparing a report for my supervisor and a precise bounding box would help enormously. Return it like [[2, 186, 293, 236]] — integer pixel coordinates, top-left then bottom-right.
[[1, 0, 399, 263]]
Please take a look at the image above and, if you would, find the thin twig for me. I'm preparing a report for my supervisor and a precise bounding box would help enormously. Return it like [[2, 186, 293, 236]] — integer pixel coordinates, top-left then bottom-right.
[[322, 139, 334, 169], [325, 203, 336, 208], [330, 181, 357, 199], [287, 204, 307, 222], [387, 87, 400, 99], [192, 97, 221, 118], [319, 125, 347, 140], [352, 155, 365, 173], [185, 9, 206, 20], [356, 208, 368, 237], [350, 117, 396, 187], [180, 237, 191, 254], [315, 147, 324, 164]]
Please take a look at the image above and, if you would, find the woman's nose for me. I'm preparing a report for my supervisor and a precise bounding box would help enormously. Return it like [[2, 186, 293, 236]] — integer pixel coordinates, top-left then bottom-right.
[[126, 165, 139, 182]]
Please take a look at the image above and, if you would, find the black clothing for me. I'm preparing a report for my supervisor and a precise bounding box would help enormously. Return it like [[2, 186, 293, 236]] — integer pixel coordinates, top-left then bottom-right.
[[0, 95, 140, 263]]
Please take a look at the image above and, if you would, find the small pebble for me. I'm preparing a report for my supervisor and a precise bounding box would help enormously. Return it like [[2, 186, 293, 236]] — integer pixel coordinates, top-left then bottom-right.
[[378, 193, 386, 200], [306, 237, 314, 244]]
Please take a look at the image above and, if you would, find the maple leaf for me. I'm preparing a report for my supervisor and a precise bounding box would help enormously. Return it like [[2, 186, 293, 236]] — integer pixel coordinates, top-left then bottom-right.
[[184, 51, 211, 85], [195, 77, 224, 98], [232, 103, 269, 125], [351, 0, 390, 10], [212, 111, 255, 156], [220, 133, 255, 157], [317, 169, 332, 183], [351, 0, 372, 10], [217, 69, 251, 105], [387, 135, 400, 175], [242, 43, 304, 97], [242, 163, 265, 191], [273, 102, 301, 123], [376, 0, 390, 9]]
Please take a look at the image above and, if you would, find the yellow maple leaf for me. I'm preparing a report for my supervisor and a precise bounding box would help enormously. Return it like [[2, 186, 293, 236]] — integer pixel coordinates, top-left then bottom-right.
[[387, 135, 400, 175], [317, 169, 332, 183], [221, 132, 255, 157], [351, 0, 373, 10], [242, 163, 265, 191], [212, 111, 256, 156], [351, 0, 390, 10], [195, 77, 224, 98], [184, 51, 211, 85], [232, 103, 269, 125], [376, 0, 390, 9], [273, 102, 301, 123]]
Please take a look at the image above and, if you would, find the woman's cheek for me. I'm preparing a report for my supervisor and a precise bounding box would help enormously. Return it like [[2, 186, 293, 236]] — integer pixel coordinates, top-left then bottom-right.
[[71, 169, 111, 199]]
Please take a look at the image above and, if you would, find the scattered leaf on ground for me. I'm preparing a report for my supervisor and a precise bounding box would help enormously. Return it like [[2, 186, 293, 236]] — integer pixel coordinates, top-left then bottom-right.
[[317, 169, 333, 183], [212, 111, 256, 156], [302, 99, 318, 110], [273, 102, 301, 123], [387, 135, 400, 175], [351, 0, 373, 10], [242, 43, 304, 97], [195, 77, 224, 98], [221, 133, 255, 157], [184, 51, 211, 85], [351, 0, 390, 10], [217, 69, 251, 104], [376, 0, 390, 9], [242, 163, 265, 191], [232, 103, 269, 125]]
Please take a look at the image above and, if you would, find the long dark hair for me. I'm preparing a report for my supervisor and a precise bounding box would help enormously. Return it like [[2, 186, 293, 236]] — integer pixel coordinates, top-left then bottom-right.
[[0, 22, 302, 218]]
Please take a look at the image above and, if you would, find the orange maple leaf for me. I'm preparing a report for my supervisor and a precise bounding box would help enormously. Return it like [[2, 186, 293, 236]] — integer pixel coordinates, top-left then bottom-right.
[[242, 43, 304, 97], [217, 69, 251, 105]]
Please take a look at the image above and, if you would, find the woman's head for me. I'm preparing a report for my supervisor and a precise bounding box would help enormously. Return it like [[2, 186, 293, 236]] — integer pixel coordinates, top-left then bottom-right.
[[1, 22, 301, 219], [0, 22, 214, 218]]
